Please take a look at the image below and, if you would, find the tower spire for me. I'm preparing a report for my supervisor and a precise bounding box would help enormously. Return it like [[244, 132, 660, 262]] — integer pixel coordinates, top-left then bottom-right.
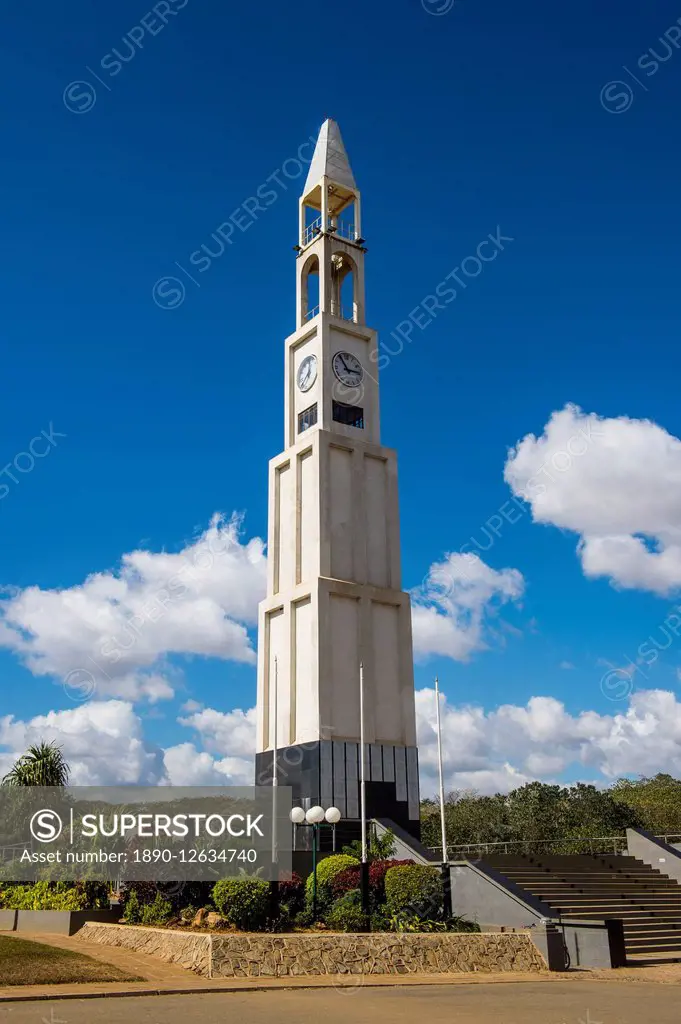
[[303, 118, 356, 195]]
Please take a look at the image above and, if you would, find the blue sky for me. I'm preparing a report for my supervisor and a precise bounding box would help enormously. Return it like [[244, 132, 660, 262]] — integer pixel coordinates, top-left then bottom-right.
[[2, 0, 681, 792]]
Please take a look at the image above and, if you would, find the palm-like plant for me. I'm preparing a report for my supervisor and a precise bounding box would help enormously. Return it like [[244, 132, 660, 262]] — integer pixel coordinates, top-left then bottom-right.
[[2, 741, 71, 787]]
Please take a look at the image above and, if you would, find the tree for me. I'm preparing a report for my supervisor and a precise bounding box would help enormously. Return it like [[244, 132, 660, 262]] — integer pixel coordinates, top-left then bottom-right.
[[421, 791, 508, 852], [612, 774, 681, 835], [420, 780, 646, 855], [2, 741, 70, 787]]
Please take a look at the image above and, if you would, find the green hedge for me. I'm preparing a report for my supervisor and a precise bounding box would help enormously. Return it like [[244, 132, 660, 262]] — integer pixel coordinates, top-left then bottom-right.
[[305, 854, 358, 913], [212, 878, 270, 931], [0, 882, 89, 911], [326, 890, 368, 932], [384, 864, 443, 918]]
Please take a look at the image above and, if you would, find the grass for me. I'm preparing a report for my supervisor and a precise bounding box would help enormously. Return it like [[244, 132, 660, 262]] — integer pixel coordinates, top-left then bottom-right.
[[0, 935, 141, 986]]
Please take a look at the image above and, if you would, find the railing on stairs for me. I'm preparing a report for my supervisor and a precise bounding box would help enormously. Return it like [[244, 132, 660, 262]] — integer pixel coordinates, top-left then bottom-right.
[[428, 833, 681, 861]]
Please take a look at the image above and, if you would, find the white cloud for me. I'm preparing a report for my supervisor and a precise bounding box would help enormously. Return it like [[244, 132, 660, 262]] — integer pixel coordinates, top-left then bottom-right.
[[0, 701, 165, 785], [505, 404, 681, 595], [164, 705, 257, 786], [180, 699, 203, 714], [416, 687, 681, 795], [0, 514, 267, 703], [411, 553, 524, 661], [5, 688, 681, 796], [163, 743, 253, 786], [0, 700, 256, 787], [177, 706, 256, 758]]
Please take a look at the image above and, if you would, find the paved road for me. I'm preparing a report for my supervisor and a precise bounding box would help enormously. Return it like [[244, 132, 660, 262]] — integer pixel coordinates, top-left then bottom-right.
[[2, 983, 679, 1024]]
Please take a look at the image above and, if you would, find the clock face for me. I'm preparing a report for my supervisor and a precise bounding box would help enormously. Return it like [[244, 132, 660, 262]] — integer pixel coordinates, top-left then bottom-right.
[[297, 354, 318, 392], [332, 351, 363, 388]]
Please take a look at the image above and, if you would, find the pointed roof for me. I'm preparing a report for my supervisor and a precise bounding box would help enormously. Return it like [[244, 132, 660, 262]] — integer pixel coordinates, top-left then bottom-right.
[[303, 119, 356, 195]]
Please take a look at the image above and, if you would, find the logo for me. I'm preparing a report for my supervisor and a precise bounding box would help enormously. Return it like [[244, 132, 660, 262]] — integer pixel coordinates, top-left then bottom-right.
[[63, 668, 96, 702], [421, 0, 458, 14], [63, 81, 97, 114], [599, 668, 634, 702], [152, 276, 186, 310], [30, 809, 63, 843], [600, 81, 634, 114]]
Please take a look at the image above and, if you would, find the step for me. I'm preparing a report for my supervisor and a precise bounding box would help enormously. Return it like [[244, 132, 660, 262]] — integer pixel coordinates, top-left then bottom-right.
[[557, 909, 681, 917], [564, 911, 681, 921], [626, 934, 681, 946], [513, 873, 677, 881], [554, 897, 681, 905], [626, 940, 681, 953], [528, 890, 678, 899], [625, 924, 681, 934], [518, 880, 675, 888]]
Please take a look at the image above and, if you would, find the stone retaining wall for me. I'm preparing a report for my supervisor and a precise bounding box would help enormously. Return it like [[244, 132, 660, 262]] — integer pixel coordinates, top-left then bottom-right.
[[79, 923, 211, 974], [211, 932, 546, 978], [78, 924, 546, 979]]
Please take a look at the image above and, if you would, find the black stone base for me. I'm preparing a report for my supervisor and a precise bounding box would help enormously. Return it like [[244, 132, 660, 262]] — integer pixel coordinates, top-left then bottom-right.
[[256, 739, 421, 848]]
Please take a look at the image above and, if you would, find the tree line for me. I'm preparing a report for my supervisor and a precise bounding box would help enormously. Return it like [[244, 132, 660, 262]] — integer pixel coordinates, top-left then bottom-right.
[[420, 775, 681, 853], [4, 744, 681, 857]]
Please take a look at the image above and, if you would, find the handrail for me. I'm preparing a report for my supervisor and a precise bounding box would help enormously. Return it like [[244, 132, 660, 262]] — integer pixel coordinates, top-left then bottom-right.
[[427, 833, 681, 859]]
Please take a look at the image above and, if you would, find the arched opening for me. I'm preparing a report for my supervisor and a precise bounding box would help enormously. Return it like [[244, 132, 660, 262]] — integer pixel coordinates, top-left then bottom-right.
[[330, 251, 357, 322], [301, 254, 320, 322]]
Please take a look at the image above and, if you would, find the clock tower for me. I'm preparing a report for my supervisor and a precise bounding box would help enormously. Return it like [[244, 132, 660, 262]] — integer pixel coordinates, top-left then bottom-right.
[[255, 119, 420, 842]]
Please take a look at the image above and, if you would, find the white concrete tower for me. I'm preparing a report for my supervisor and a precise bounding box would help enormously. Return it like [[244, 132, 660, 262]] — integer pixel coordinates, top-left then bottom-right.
[[255, 119, 420, 840]]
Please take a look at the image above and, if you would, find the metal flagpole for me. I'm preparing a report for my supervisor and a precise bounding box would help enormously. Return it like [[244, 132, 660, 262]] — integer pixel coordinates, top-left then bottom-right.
[[272, 656, 278, 865], [359, 661, 370, 920], [435, 676, 448, 863], [435, 676, 451, 919], [360, 661, 367, 862], [269, 656, 280, 921]]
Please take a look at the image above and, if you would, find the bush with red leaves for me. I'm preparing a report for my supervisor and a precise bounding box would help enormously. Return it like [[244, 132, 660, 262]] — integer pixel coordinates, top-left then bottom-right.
[[278, 872, 304, 915], [329, 859, 414, 905]]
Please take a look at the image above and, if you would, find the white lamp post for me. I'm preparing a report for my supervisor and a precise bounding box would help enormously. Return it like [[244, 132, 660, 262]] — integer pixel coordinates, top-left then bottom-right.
[[289, 805, 342, 919]]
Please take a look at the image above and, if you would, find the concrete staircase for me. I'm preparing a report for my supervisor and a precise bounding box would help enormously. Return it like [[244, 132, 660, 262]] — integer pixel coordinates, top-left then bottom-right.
[[484, 852, 681, 961]]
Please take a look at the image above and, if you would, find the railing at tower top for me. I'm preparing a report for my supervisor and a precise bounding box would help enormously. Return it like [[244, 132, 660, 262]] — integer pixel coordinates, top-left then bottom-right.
[[330, 299, 358, 323], [303, 301, 358, 323], [303, 217, 322, 246], [301, 218, 358, 247], [329, 222, 356, 242]]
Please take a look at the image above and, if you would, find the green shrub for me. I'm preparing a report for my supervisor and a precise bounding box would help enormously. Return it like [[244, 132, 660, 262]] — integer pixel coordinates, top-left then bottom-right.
[[305, 854, 358, 913], [384, 864, 443, 919], [278, 872, 304, 917], [325, 890, 368, 932], [123, 890, 142, 923], [0, 882, 88, 911], [212, 878, 270, 931], [140, 892, 173, 926], [293, 907, 314, 929]]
